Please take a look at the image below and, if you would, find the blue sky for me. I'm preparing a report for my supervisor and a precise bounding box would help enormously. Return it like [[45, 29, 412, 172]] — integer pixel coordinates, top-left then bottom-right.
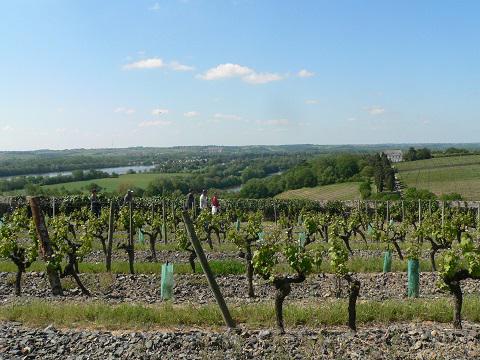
[[1, 0, 479, 150]]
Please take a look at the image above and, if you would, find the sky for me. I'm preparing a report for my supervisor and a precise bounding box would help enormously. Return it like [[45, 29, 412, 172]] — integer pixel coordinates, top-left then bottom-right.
[[1, 0, 479, 150]]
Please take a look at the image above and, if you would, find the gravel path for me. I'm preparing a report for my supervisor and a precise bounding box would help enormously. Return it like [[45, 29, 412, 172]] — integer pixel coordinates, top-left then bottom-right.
[[0, 321, 479, 359], [1, 272, 479, 304]]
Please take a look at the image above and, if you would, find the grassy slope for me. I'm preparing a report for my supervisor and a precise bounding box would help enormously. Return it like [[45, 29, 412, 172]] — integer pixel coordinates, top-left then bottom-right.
[[396, 155, 480, 199], [275, 182, 361, 201], [41, 173, 184, 193]]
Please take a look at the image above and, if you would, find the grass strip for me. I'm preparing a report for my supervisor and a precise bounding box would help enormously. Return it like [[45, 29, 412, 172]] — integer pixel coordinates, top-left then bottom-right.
[[0, 297, 478, 330]]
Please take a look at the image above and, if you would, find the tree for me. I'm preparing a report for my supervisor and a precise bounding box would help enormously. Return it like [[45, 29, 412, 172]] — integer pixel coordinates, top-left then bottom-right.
[[49, 214, 93, 296], [328, 220, 361, 331], [438, 234, 480, 329], [227, 211, 262, 297], [0, 208, 38, 295], [252, 228, 321, 334], [142, 208, 163, 262], [404, 147, 417, 161], [359, 181, 372, 199], [116, 205, 145, 274]]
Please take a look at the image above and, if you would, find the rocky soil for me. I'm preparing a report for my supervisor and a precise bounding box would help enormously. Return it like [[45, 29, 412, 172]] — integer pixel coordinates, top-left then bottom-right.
[[0, 321, 479, 359], [82, 248, 444, 264], [1, 272, 478, 304]]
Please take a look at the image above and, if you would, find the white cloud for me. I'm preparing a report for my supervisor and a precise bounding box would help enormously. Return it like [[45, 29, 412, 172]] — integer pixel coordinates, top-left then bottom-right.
[[184, 111, 199, 118], [123, 57, 194, 72], [149, 2, 160, 11], [1, 125, 13, 132], [138, 120, 172, 127], [305, 99, 319, 105], [298, 69, 314, 78], [257, 119, 290, 126], [198, 63, 282, 84], [114, 107, 135, 115], [214, 113, 242, 121], [198, 63, 253, 80], [243, 72, 282, 84], [123, 58, 164, 70], [366, 106, 385, 115], [151, 108, 170, 116], [347, 117, 357, 122], [169, 61, 195, 72]]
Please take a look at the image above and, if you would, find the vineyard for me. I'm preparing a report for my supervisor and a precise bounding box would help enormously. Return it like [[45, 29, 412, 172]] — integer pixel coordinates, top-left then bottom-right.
[[1, 195, 480, 359]]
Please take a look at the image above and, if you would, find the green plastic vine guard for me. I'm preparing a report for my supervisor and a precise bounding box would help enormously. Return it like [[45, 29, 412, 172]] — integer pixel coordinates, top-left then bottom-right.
[[367, 224, 373, 236], [137, 228, 144, 244], [298, 214, 303, 225], [161, 263, 174, 300], [298, 232, 306, 248], [257, 231, 264, 241], [383, 250, 392, 272], [235, 219, 240, 231], [407, 259, 420, 298]]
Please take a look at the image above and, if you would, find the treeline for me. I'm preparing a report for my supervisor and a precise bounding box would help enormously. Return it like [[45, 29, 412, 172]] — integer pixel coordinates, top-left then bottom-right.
[[403, 147, 432, 161], [238, 154, 370, 198]]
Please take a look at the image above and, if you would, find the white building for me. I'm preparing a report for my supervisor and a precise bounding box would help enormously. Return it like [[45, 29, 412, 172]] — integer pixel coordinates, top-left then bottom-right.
[[383, 150, 403, 163]]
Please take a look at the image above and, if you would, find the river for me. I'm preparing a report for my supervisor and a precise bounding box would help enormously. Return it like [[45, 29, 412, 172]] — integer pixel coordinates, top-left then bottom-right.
[[1, 165, 157, 180]]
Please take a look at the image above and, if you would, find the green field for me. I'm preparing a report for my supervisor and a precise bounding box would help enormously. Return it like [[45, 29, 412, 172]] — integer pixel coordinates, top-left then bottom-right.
[[396, 155, 480, 199], [41, 173, 184, 193], [275, 182, 361, 201]]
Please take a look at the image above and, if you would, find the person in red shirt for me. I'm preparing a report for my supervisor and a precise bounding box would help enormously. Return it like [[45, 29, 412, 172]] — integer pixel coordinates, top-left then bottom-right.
[[211, 194, 220, 215]]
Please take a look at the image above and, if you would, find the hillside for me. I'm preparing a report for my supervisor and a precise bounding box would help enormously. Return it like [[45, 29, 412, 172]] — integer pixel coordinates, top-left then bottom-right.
[[275, 182, 361, 201], [396, 154, 480, 199]]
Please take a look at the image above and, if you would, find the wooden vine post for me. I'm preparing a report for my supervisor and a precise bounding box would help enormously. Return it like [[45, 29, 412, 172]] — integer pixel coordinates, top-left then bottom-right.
[[171, 201, 177, 240], [182, 210, 236, 329], [106, 200, 115, 272], [127, 201, 135, 274], [28, 196, 63, 296], [162, 199, 168, 244]]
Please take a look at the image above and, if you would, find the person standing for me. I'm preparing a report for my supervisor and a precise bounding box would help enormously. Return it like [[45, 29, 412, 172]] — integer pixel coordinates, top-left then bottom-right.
[[211, 193, 220, 215], [184, 189, 195, 210], [123, 189, 133, 206], [90, 188, 101, 217], [199, 189, 208, 211]]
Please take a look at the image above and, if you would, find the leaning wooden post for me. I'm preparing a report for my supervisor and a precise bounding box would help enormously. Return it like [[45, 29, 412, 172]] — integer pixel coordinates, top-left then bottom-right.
[[182, 210, 236, 329], [106, 200, 114, 272], [28, 196, 63, 296], [52, 197, 56, 218]]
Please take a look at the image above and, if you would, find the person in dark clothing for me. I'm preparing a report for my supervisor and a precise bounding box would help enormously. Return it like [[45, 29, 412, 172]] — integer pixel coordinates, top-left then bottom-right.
[[184, 189, 195, 210], [90, 188, 101, 217], [123, 190, 133, 206]]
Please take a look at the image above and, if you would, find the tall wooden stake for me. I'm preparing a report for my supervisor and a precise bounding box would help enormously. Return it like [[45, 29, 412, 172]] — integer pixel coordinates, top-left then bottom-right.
[[28, 196, 63, 296], [106, 200, 114, 272], [162, 199, 168, 244], [386, 201, 390, 223], [182, 210, 236, 329], [127, 201, 135, 274]]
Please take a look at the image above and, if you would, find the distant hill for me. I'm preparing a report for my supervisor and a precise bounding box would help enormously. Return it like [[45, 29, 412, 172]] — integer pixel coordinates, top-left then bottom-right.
[[275, 182, 361, 201], [396, 154, 480, 200]]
